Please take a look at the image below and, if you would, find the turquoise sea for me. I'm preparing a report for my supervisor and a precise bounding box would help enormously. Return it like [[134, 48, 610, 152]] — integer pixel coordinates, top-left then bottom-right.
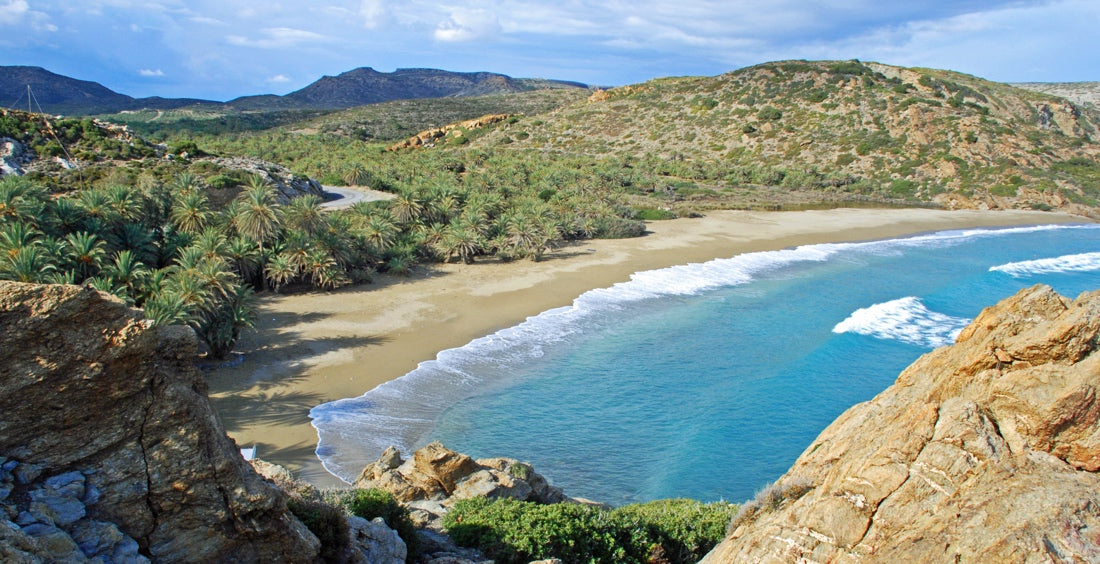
[[311, 222, 1100, 505]]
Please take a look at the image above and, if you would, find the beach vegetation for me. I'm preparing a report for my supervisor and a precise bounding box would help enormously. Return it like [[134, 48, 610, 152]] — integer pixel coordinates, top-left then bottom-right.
[[443, 497, 737, 564]]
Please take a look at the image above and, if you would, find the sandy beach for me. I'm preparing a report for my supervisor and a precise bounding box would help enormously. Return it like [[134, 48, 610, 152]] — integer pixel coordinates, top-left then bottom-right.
[[205, 208, 1088, 487]]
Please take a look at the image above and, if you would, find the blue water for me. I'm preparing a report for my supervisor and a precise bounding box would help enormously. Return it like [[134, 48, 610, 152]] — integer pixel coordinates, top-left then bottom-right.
[[311, 223, 1100, 505]]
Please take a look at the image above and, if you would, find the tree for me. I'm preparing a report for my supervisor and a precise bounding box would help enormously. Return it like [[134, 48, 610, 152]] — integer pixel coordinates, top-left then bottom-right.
[[63, 231, 107, 281], [233, 180, 282, 256], [389, 191, 424, 226], [170, 191, 212, 235], [283, 194, 325, 236], [264, 253, 296, 293]]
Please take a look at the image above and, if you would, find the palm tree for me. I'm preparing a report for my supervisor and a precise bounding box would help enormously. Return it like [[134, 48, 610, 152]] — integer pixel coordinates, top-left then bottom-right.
[[1, 246, 56, 283], [226, 235, 262, 286], [104, 249, 151, 298], [108, 222, 158, 266], [264, 253, 296, 293], [192, 228, 229, 263], [46, 197, 85, 235], [104, 185, 140, 223], [198, 284, 257, 359], [232, 180, 281, 256], [283, 194, 325, 236], [0, 177, 46, 226], [0, 222, 41, 260], [343, 164, 371, 187], [63, 231, 107, 281], [438, 223, 482, 264], [305, 248, 348, 290], [389, 190, 424, 226], [360, 214, 398, 256], [170, 190, 211, 235]]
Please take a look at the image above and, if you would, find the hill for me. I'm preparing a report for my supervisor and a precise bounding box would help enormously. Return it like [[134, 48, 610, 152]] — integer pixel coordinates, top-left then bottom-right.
[[1014, 81, 1100, 110], [0, 66, 212, 115], [461, 60, 1100, 216], [1, 65, 588, 116], [227, 67, 586, 111]]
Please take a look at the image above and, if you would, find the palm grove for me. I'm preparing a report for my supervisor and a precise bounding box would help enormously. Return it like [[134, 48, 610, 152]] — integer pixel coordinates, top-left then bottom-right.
[[0, 154, 645, 357]]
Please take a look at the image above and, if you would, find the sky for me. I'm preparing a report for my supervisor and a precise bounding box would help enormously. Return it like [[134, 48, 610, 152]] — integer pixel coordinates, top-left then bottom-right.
[[0, 0, 1096, 101]]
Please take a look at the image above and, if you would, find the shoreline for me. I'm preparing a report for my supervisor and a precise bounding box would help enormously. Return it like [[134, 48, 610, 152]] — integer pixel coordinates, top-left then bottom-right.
[[205, 208, 1089, 488]]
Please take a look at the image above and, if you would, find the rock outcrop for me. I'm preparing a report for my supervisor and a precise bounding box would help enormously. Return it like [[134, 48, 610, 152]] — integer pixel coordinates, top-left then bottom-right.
[[387, 114, 513, 151], [355, 442, 565, 507], [1, 137, 38, 177], [0, 282, 320, 561], [202, 156, 324, 204], [704, 285, 1100, 562]]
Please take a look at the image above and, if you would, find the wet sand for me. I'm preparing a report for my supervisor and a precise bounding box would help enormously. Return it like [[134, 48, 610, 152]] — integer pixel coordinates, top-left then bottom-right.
[[205, 208, 1086, 487]]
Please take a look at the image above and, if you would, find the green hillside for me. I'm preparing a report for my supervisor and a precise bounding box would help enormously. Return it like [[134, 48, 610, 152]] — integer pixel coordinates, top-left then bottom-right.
[[460, 60, 1100, 215]]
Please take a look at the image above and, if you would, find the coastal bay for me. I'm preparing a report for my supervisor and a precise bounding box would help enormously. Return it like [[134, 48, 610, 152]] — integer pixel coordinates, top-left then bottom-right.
[[205, 208, 1086, 488]]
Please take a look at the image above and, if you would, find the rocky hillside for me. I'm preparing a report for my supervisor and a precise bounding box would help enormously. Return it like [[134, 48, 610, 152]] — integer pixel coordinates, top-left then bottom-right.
[[472, 60, 1100, 215], [1015, 81, 1100, 110], [704, 284, 1100, 562], [0, 282, 319, 561]]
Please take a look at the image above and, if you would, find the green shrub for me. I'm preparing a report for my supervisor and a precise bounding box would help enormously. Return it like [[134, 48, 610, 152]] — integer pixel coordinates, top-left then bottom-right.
[[635, 207, 677, 220], [287, 498, 349, 562], [990, 184, 1018, 197], [443, 497, 737, 564], [757, 106, 783, 121], [336, 488, 420, 559], [836, 153, 857, 166]]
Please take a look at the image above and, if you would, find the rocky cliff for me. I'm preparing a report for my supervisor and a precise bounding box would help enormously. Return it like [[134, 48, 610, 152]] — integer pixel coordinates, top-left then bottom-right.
[[704, 284, 1100, 562], [0, 282, 319, 561]]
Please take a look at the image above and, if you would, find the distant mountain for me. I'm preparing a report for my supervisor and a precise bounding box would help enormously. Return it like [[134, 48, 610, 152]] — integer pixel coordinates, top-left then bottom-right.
[[0, 66, 213, 115], [226, 67, 588, 111], [0, 65, 587, 115]]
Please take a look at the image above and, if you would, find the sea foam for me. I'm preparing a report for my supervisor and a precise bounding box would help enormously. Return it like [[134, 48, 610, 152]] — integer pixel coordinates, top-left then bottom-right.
[[310, 223, 1096, 483], [832, 297, 970, 348], [990, 252, 1100, 277]]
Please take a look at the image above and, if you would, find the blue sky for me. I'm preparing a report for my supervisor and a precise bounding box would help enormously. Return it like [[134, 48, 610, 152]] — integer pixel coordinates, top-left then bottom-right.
[[0, 0, 1096, 101]]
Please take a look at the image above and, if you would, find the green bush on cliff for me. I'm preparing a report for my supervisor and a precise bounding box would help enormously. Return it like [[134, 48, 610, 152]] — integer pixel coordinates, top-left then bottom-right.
[[287, 498, 349, 562], [442, 497, 737, 564], [336, 488, 420, 559]]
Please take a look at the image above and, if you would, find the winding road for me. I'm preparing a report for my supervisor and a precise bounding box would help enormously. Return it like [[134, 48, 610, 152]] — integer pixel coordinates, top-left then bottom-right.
[[319, 185, 395, 210]]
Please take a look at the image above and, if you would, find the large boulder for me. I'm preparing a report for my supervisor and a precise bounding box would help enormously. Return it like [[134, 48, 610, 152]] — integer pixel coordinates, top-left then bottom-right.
[[354, 442, 564, 506], [704, 285, 1100, 562], [0, 282, 320, 562]]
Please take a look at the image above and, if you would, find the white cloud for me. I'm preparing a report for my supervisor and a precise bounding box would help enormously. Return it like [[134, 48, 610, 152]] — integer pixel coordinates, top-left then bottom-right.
[[267, 74, 291, 83], [0, 0, 28, 25], [359, 0, 386, 29], [139, 68, 165, 76], [226, 27, 326, 48], [434, 8, 501, 42]]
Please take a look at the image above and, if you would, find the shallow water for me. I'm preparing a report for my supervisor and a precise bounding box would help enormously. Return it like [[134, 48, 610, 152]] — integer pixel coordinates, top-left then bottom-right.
[[311, 223, 1100, 505]]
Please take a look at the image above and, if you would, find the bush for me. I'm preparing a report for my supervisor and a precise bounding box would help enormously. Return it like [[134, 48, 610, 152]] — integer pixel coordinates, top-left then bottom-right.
[[443, 497, 737, 564], [591, 215, 647, 239], [287, 498, 349, 562], [635, 207, 677, 220], [756, 106, 783, 121], [334, 488, 420, 559]]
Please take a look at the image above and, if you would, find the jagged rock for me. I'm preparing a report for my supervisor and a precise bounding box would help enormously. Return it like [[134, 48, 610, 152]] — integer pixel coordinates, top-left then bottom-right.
[[0, 137, 34, 176], [704, 285, 1100, 562], [347, 515, 407, 564], [0, 282, 320, 562], [20, 523, 83, 560], [355, 442, 564, 507], [201, 156, 324, 204], [387, 114, 512, 151]]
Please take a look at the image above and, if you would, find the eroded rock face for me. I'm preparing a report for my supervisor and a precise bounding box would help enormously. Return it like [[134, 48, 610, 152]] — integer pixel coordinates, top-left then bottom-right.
[[0, 282, 319, 562], [202, 156, 325, 204], [354, 442, 565, 506], [704, 285, 1100, 562]]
